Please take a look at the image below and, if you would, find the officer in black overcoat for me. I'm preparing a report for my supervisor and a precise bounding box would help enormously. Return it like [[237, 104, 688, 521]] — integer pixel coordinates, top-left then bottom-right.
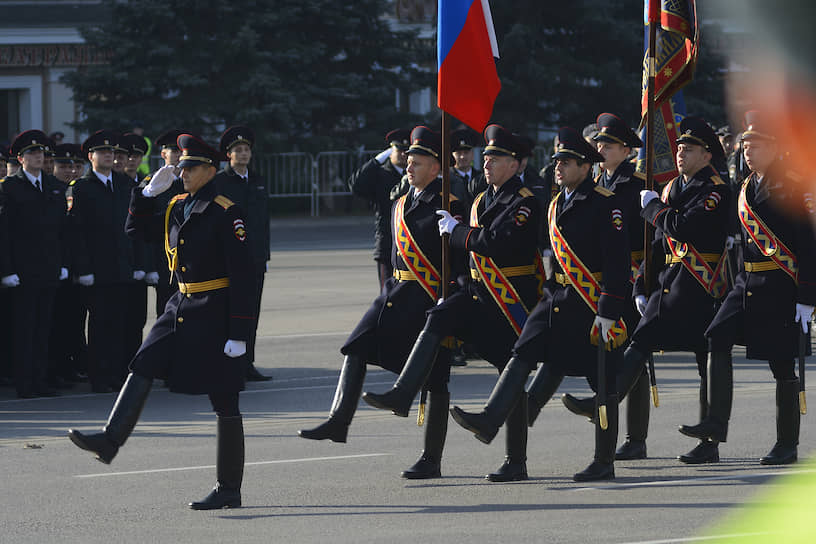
[[563, 117, 732, 465], [213, 126, 271, 382], [68, 134, 256, 510], [680, 111, 816, 465], [363, 124, 542, 482], [66, 130, 139, 392], [300, 127, 466, 479], [450, 127, 630, 481], [348, 128, 410, 289], [0, 130, 69, 397]]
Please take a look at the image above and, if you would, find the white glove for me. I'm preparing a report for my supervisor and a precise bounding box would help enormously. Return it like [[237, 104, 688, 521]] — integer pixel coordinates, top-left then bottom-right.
[[375, 148, 392, 164], [142, 165, 177, 197], [132, 270, 146, 281], [640, 190, 659, 208], [78, 274, 95, 287], [635, 295, 648, 316], [541, 249, 553, 259], [725, 236, 735, 250], [144, 271, 159, 285], [593, 315, 616, 343], [59, 268, 69, 281], [795, 303, 815, 334], [436, 210, 460, 235], [224, 340, 247, 358], [1, 274, 20, 288]]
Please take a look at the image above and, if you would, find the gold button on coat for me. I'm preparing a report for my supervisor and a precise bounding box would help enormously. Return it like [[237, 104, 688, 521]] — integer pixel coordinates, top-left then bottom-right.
[[663, 289, 670, 294], [472, 295, 478, 301], [386, 302, 393, 308], [747, 291, 753, 297], [177, 317, 184, 323], [179, 239, 185, 245], [181, 266, 186, 272]]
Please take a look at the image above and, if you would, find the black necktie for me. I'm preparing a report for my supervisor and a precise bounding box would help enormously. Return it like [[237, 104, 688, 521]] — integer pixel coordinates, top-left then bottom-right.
[[107, 179, 113, 192], [35, 179, 41, 192]]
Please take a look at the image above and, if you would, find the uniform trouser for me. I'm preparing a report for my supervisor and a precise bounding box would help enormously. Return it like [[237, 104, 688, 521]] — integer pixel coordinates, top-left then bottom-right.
[[49, 282, 87, 379], [707, 311, 796, 380], [124, 282, 148, 378], [376, 260, 394, 292], [10, 285, 56, 394], [84, 283, 128, 390], [0, 289, 13, 379], [246, 264, 265, 364]]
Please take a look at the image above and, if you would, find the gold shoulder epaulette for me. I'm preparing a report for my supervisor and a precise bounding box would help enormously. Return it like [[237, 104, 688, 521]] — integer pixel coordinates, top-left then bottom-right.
[[0, 178, 5, 183], [711, 175, 725, 185], [170, 192, 189, 203], [518, 187, 534, 198], [633, 171, 646, 180], [214, 195, 234, 209], [594, 185, 614, 197]]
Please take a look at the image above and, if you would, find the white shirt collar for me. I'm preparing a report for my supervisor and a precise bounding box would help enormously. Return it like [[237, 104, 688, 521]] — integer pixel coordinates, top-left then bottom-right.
[[22, 168, 42, 188], [563, 188, 575, 202], [93, 170, 112, 184], [393, 165, 404, 176]]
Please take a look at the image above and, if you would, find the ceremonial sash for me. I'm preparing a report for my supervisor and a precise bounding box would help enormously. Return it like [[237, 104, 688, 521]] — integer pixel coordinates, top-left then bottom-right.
[[392, 195, 441, 301], [468, 192, 532, 336], [738, 178, 798, 283], [630, 251, 644, 285], [547, 195, 628, 349], [660, 180, 729, 299]]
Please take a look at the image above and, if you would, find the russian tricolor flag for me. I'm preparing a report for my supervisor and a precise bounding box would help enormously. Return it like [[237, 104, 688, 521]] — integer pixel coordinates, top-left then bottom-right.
[[437, 0, 500, 132]]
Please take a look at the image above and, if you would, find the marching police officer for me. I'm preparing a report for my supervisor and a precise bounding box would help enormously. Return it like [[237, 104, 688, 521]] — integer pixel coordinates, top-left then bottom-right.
[[680, 111, 816, 465], [449, 127, 630, 481], [0, 130, 69, 398], [563, 117, 731, 465], [363, 124, 542, 482], [300, 127, 466, 479], [348, 128, 410, 290], [213, 126, 271, 382], [69, 134, 257, 510]]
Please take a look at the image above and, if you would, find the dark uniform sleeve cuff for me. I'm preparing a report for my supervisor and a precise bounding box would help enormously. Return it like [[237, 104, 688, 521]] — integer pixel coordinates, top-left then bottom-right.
[[448, 223, 471, 250]]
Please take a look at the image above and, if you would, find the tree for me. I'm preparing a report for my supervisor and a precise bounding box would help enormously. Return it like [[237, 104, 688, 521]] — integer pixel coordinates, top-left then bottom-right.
[[63, 0, 428, 152]]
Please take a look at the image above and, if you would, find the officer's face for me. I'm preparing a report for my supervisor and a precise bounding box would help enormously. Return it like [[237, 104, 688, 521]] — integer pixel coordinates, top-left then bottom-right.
[[596, 142, 629, 171], [19, 148, 44, 173], [71, 161, 84, 179], [112, 151, 127, 173], [554, 157, 590, 190], [452, 148, 474, 170], [125, 153, 143, 175], [516, 156, 529, 175], [43, 154, 54, 175], [228, 143, 252, 168], [161, 147, 181, 166], [743, 139, 778, 174], [676, 143, 711, 178], [483, 154, 518, 187], [53, 161, 74, 183], [406, 153, 440, 190], [181, 163, 216, 194], [390, 146, 409, 169], [90, 149, 114, 172]]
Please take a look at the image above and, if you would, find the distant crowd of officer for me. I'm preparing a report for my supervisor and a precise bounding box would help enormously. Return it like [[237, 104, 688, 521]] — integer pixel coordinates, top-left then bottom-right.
[[0, 126, 271, 400]]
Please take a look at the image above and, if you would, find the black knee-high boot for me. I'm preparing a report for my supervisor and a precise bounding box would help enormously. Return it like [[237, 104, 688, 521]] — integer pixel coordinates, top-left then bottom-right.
[[487, 394, 529, 482], [68, 373, 153, 464], [760, 379, 800, 465], [526, 363, 564, 427], [362, 330, 442, 417], [299, 355, 366, 443], [573, 394, 618, 481], [679, 367, 719, 464], [615, 370, 649, 460], [401, 391, 450, 479], [190, 415, 244, 510], [679, 351, 732, 442], [450, 357, 533, 444]]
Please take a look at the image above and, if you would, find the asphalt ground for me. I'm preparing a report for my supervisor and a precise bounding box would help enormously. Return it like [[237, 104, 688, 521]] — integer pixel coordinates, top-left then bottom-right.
[[1, 215, 814, 543]]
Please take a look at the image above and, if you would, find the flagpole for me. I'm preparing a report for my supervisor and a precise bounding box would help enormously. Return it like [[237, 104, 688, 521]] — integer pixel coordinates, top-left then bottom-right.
[[644, 0, 660, 407], [441, 111, 451, 300]]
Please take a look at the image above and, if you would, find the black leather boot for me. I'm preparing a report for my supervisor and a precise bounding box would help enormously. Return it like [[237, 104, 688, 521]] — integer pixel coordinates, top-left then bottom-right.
[[362, 330, 442, 417], [615, 370, 649, 460], [574, 394, 618, 482], [402, 391, 449, 479], [526, 363, 564, 427], [450, 357, 532, 444], [679, 351, 732, 442], [68, 373, 152, 464], [562, 345, 649, 420], [486, 394, 529, 482], [299, 355, 366, 443], [190, 415, 244, 510], [678, 440, 720, 464], [760, 379, 800, 465], [246, 362, 272, 382]]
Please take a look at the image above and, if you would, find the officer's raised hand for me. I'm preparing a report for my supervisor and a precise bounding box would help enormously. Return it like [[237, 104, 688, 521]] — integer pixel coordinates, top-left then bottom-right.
[[640, 190, 659, 209], [436, 210, 460, 235], [1, 274, 20, 288], [142, 165, 178, 197], [224, 340, 247, 358]]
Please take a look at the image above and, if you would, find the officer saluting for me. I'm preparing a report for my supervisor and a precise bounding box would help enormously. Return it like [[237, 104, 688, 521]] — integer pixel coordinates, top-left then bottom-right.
[[363, 124, 542, 482], [681, 111, 816, 465], [450, 127, 630, 481], [68, 134, 257, 510], [300, 127, 466, 479]]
